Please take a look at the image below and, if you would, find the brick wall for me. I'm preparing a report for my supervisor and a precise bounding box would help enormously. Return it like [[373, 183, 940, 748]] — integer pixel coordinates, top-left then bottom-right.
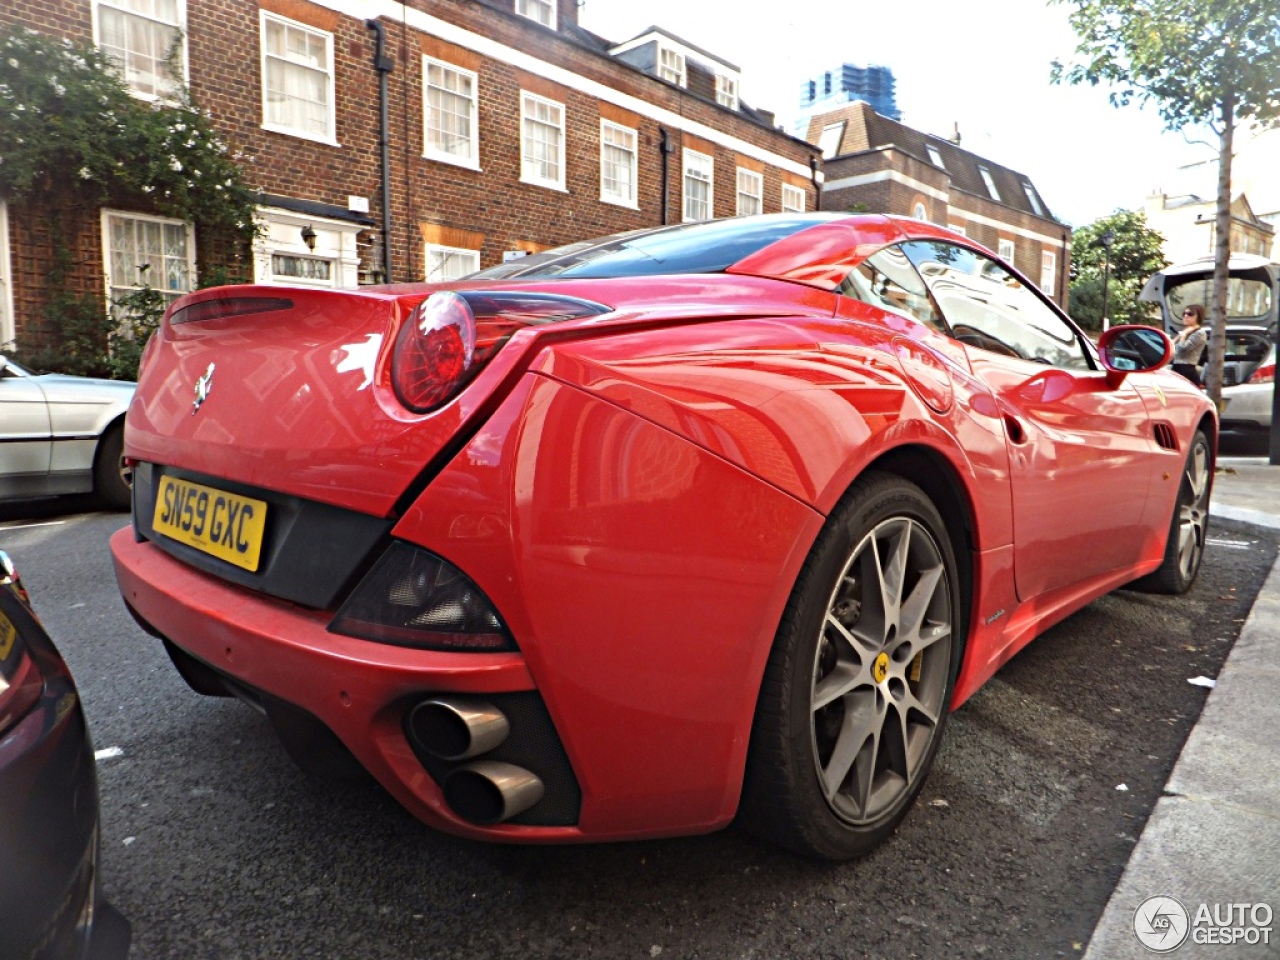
[[1, 0, 818, 342]]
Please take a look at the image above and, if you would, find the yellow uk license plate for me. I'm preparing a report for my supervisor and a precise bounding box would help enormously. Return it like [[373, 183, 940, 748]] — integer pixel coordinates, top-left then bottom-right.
[[0, 610, 16, 660], [152, 475, 268, 572]]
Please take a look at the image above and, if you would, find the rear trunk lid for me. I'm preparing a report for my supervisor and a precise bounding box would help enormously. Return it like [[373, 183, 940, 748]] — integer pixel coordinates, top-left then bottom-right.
[[126, 285, 535, 517]]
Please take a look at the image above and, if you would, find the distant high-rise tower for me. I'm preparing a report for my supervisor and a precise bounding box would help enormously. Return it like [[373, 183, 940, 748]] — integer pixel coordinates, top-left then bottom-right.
[[797, 63, 901, 124]]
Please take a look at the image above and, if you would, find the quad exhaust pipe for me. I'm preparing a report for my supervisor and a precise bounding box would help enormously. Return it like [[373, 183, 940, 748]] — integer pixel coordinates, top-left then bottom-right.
[[406, 697, 544, 824], [407, 697, 510, 761], [443, 761, 545, 825]]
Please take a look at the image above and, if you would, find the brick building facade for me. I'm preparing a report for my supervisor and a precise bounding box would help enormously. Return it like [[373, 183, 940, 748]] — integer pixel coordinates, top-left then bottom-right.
[[808, 101, 1071, 307], [0, 0, 819, 349]]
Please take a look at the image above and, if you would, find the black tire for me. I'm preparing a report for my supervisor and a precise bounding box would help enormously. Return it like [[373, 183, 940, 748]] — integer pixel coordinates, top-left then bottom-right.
[[1128, 429, 1212, 595], [94, 423, 132, 511], [738, 472, 964, 860]]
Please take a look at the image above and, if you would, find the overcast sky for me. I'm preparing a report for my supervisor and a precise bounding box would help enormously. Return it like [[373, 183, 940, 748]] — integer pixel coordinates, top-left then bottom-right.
[[578, 0, 1219, 227]]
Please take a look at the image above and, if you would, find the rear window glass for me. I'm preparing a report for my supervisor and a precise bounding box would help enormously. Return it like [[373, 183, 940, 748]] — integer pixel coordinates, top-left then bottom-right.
[[1167, 276, 1272, 324], [471, 215, 843, 281]]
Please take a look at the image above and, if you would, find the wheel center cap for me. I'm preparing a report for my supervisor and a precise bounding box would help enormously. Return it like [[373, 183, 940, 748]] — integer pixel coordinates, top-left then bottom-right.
[[873, 652, 890, 684]]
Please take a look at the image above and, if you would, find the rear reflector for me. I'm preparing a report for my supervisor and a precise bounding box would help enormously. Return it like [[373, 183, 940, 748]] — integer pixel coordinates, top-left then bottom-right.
[[329, 542, 514, 651]]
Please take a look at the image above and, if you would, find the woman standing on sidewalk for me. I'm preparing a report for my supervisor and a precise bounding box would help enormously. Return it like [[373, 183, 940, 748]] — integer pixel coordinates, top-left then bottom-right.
[[1171, 304, 1208, 383]]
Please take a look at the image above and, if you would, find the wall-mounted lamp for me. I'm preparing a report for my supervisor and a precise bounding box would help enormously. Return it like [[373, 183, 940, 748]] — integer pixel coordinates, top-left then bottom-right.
[[301, 225, 317, 251]]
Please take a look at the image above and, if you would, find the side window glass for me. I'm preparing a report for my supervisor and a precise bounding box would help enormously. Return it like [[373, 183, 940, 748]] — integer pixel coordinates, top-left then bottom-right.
[[838, 245, 946, 333], [901, 240, 1091, 369]]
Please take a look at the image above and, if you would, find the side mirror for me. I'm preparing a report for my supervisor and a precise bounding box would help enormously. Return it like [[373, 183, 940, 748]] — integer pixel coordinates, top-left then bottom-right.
[[1097, 325, 1173, 388]]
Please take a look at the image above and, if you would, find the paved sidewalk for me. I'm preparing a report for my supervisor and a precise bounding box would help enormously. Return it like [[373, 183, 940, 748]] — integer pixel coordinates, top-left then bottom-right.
[[1085, 457, 1280, 958]]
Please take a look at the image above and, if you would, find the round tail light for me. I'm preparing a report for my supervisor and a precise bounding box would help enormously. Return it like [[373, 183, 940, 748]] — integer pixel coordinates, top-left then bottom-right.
[[392, 292, 477, 413]]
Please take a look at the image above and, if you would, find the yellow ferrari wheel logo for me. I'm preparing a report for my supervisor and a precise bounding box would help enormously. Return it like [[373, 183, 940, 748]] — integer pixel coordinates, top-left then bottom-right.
[[873, 652, 890, 684]]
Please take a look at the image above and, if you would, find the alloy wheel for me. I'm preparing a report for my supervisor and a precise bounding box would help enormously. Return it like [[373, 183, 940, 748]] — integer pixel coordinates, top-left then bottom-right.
[[810, 516, 953, 825]]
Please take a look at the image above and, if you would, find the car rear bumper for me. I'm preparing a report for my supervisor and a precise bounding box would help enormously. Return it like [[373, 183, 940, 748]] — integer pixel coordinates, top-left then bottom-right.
[[110, 527, 604, 843]]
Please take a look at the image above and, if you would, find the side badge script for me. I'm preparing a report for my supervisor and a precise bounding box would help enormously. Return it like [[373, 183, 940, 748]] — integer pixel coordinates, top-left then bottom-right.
[[192, 362, 215, 415]]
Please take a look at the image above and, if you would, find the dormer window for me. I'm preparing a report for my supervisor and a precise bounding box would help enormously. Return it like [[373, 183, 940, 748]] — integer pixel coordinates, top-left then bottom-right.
[[818, 122, 845, 159], [658, 46, 686, 87], [978, 165, 1001, 201], [926, 144, 945, 169], [716, 74, 738, 110], [1022, 182, 1044, 216], [516, 0, 555, 29]]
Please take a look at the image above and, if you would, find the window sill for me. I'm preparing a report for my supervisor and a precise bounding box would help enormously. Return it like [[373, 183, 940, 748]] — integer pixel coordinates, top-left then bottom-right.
[[261, 123, 341, 149], [423, 152, 482, 172], [520, 177, 568, 193], [600, 195, 640, 210]]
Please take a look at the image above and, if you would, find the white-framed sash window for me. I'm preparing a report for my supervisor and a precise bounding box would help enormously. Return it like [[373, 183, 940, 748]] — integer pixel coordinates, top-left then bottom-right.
[[520, 91, 566, 190], [102, 209, 196, 313], [1040, 250, 1057, 294], [781, 183, 805, 213], [425, 244, 481, 282], [516, 0, 555, 28], [600, 120, 638, 208], [94, 0, 186, 101], [260, 12, 337, 144], [683, 149, 713, 222], [424, 57, 479, 167], [658, 46, 686, 87], [736, 168, 762, 217], [716, 74, 738, 110], [998, 238, 1016, 263]]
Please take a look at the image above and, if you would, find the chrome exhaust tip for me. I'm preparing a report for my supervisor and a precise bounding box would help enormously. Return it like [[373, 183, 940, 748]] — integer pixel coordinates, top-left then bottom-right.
[[443, 761, 545, 825], [407, 697, 510, 761]]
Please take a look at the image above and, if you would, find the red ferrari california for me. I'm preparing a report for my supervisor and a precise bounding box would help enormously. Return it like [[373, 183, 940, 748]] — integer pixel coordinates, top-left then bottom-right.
[[111, 214, 1215, 859]]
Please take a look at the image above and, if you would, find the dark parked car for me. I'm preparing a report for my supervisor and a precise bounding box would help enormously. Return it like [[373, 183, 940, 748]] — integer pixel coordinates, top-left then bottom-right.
[[0, 551, 131, 960]]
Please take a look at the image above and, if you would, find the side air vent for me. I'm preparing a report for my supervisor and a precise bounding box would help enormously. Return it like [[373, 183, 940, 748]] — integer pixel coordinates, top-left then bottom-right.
[[1153, 423, 1178, 451]]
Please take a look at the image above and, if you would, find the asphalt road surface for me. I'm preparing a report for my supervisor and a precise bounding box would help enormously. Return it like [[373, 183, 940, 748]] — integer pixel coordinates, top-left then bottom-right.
[[1, 497, 1274, 960]]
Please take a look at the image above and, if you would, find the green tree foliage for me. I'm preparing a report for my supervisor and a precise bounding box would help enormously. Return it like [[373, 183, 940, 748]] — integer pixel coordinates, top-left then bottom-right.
[[1051, 0, 1280, 403], [1069, 210, 1168, 330], [0, 25, 258, 378]]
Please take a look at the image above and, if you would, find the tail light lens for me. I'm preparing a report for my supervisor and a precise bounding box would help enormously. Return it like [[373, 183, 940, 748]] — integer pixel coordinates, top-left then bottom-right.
[[1249, 361, 1275, 385], [392, 291, 609, 414], [329, 542, 514, 651]]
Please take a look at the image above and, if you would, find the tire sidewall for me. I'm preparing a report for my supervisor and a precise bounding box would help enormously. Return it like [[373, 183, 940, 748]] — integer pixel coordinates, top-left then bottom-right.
[[778, 474, 964, 858]]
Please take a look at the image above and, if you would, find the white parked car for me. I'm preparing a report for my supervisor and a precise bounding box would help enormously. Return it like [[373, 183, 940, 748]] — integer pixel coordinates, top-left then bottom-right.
[[0, 354, 135, 508], [1221, 344, 1275, 445]]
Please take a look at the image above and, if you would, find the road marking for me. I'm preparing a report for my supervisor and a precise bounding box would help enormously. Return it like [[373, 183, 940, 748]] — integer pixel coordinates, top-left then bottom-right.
[[95, 746, 124, 761], [0, 520, 67, 530], [1207, 538, 1253, 549]]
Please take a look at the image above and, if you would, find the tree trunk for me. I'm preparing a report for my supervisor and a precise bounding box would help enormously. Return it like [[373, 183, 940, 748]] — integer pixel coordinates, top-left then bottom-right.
[[1203, 88, 1236, 407]]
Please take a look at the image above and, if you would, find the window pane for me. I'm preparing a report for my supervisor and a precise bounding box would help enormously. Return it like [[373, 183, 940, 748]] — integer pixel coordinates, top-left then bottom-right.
[[98, 3, 182, 99], [838, 245, 943, 333], [106, 214, 192, 313], [263, 18, 331, 137], [902, 240, 1087, 368]]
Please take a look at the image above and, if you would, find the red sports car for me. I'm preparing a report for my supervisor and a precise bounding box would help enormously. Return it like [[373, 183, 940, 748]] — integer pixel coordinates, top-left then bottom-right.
[[111, 214, 1215, 859]]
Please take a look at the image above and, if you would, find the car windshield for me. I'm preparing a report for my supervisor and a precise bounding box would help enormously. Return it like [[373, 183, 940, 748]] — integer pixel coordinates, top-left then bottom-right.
[[470, 214, 845, 281], [1167, 276, 1273, 324]]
